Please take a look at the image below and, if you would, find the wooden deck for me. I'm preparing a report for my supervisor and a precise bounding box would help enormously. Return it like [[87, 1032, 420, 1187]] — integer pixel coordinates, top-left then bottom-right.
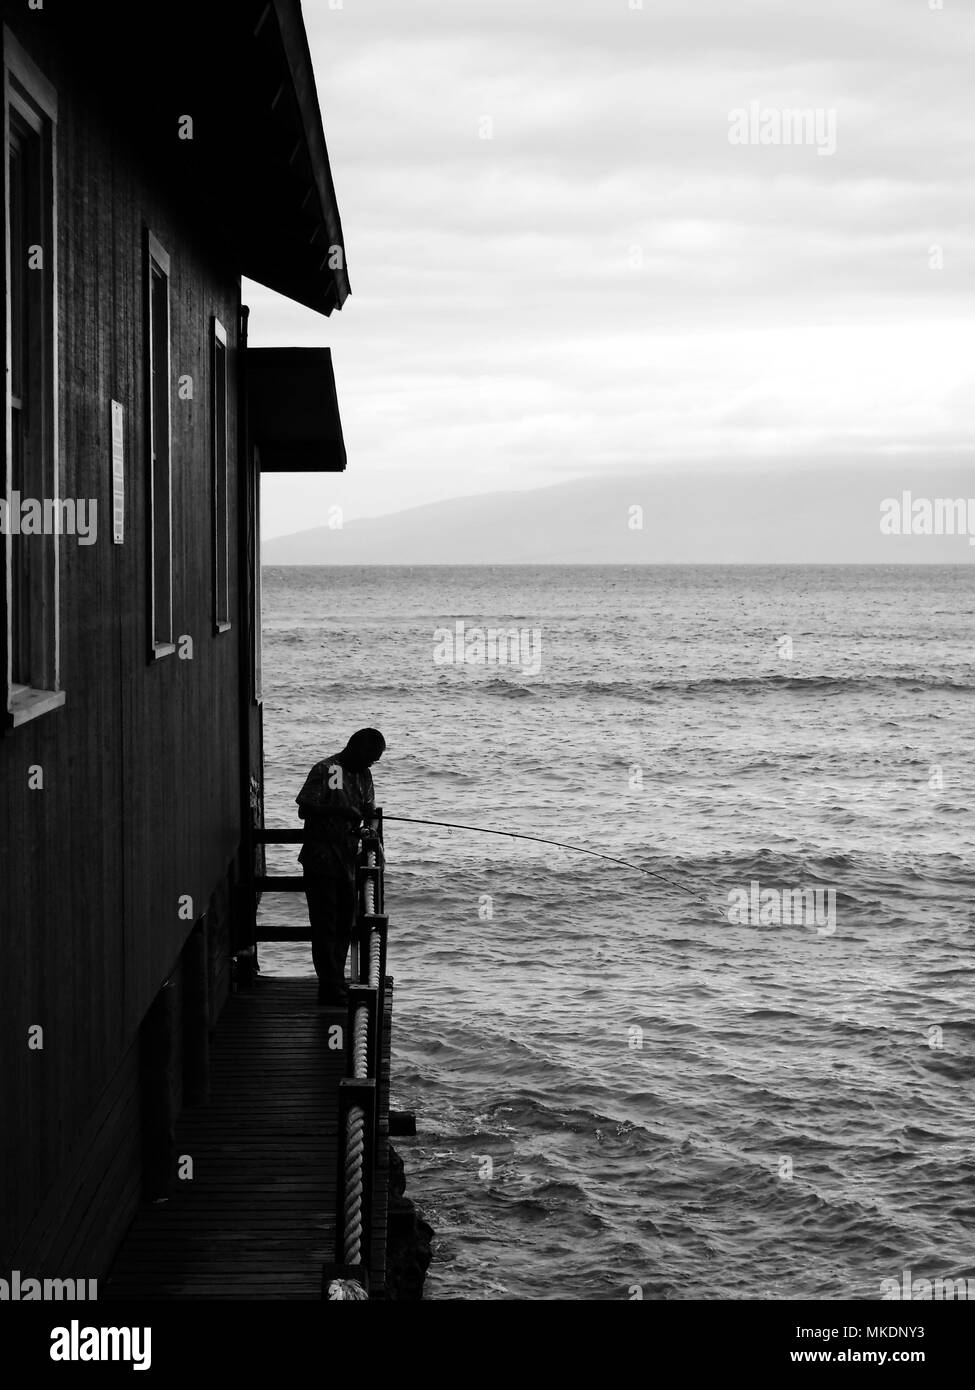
[[104, 975, 391, 1300]]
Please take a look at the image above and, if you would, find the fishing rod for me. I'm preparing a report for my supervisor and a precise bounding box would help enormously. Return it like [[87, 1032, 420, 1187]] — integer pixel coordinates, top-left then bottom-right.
[[381, 814, 725, 920]]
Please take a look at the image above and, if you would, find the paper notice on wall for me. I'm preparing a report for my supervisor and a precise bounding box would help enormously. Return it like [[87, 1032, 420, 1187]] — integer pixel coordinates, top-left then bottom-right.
[[111, 400, 124, 544]]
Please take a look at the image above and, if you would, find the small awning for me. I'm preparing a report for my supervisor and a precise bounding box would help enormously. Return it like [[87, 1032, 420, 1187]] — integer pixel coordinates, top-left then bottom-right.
[[248, 348, 347, 472]]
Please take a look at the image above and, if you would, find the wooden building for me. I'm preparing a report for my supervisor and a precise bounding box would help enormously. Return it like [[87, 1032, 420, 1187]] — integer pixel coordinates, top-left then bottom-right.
[[0, 0, 349, 1278]]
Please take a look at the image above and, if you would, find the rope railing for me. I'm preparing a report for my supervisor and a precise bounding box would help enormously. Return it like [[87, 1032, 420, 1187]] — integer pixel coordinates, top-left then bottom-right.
[[368, 929, 381, 990], [364, 848, 376, 916], [324, 809, 389, 1301], [352, 1005, 370, 1078], [341, 1106, 366, 1266]]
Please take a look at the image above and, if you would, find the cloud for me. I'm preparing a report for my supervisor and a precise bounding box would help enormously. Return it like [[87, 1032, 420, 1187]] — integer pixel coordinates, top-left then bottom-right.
[[250, 0, 975, 538]]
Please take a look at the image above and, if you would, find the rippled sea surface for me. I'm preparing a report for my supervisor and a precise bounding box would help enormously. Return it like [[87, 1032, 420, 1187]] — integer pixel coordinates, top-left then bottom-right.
[[257, 565, 975, 1301]]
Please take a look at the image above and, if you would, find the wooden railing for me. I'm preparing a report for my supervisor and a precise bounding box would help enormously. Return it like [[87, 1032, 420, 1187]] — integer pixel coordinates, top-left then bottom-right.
[[250, 811, 390, 1298], [250, 814, 383, 938]]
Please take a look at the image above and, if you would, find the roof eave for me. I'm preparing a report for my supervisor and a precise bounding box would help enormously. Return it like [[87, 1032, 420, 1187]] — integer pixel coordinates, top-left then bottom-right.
[[264, 0, 351, 313]]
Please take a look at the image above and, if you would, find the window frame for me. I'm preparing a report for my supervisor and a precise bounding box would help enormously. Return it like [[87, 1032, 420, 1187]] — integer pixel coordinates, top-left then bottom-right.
[[3, 27, 63, 728], [212, 316, 231, 634], [253, 446, 262, 706], [145, 228, 174, 659]]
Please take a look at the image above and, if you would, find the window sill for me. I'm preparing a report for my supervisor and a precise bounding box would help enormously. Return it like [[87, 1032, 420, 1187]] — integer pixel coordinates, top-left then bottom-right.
[[7, 686, 66, 728], [215, 621, 232, 634], [151, 642, 176, 661]]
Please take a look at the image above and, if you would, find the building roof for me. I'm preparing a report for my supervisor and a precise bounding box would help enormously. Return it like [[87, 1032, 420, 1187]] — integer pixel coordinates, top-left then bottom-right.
[[237, 0, 352, 315], [53, 0, 351, 317]]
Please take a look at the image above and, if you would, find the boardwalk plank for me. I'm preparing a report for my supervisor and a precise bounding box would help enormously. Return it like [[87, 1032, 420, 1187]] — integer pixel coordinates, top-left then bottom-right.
[[104, 976, 391, 1300]]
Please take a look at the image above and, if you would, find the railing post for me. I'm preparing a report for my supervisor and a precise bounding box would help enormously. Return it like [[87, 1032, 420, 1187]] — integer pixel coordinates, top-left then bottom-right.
[[375, 808, 384, 914], [323, 1076, 376, 1298]]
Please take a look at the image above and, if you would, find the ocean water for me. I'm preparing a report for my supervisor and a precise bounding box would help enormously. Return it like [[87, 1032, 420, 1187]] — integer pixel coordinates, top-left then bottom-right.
[[257, 565, 975, 1301]]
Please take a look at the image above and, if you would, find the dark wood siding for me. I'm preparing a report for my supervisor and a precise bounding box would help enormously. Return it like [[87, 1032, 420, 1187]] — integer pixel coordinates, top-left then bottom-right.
[[0, 19, 249, 1270]]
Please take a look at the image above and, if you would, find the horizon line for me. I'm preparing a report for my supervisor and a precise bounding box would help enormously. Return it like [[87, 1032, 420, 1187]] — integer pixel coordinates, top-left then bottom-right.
[[260, 560, 975, 568]]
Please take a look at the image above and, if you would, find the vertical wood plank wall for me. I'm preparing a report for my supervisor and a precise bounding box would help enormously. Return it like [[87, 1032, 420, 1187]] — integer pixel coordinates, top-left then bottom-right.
[[0, 20, 250, 1272]]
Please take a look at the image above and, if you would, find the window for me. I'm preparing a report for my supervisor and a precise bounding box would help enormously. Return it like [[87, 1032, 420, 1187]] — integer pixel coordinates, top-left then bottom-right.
[[212, 317, 230, 632], [3, 29, 61, 724], [146, 231, 173, 656], [253, 449, 262, 705]]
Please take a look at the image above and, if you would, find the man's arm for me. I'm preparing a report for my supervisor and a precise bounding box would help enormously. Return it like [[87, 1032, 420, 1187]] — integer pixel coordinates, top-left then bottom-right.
[[359, 771, 377, 827]]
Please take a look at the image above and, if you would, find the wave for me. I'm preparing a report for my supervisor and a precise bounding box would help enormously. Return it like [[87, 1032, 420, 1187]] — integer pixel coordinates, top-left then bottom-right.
[[568, 673, 975, 700], [644, 843, 975, 881], [481, 679, 534, 697], [263, 665, 975, 702]]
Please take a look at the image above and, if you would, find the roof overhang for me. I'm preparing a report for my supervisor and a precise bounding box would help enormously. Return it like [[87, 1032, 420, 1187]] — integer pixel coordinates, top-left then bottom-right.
[[248, 348, 347, 472], [236, 0, 352, 314], [53, 0, 350, 317]]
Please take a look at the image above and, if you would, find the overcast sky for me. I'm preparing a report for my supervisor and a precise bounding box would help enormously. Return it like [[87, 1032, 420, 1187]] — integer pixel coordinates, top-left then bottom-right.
[[247, 0, 975, 541]]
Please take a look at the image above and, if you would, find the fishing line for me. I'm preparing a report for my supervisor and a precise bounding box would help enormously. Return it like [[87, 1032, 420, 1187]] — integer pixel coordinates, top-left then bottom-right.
[[381, 814, 725, 920]]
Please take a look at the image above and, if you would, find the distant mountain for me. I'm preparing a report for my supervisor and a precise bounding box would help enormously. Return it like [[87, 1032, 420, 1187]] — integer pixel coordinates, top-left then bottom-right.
[[261, 463, 975, 564]]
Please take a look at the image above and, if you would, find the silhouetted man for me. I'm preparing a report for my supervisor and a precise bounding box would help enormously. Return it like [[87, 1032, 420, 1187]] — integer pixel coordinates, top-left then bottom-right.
[[296, 728, 385, 1005]]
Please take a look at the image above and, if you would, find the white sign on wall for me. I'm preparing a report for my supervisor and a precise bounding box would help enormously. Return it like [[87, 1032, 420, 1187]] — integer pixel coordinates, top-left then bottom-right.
[[111, 400, 124, 544]]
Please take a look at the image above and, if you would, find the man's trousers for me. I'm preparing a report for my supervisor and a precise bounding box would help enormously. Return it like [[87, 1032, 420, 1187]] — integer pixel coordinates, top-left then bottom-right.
[[303, 870, 357, 992]]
